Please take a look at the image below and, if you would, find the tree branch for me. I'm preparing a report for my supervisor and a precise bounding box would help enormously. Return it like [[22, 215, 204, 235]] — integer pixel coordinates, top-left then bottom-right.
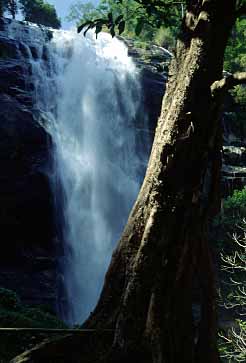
[[211, 72, 246, 95], [236, 4, 246, 17]]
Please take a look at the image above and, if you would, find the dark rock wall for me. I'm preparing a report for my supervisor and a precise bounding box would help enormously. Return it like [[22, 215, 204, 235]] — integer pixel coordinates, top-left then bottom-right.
[[222, 99, 246, 196], [0, 17, 58, 309], [125, 39, 170, 131], [125, 39, 171, 182]]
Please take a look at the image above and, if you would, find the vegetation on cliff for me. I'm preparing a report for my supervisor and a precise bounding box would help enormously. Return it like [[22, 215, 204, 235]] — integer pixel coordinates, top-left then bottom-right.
[[19, 0, 61, 29], [0, 288, 66, 361], [214, 193, 246, 361], [0, 0, 61, 28], [68, 0, 181, 50]]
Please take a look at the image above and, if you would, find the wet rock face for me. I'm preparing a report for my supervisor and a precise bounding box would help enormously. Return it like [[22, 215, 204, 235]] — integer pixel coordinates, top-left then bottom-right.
[[124, 38, 171, 131], [222, 144, 246, 194], [123, 38, 171, 174], [0, 17, 58, 309], [222, 109, 246, 196]]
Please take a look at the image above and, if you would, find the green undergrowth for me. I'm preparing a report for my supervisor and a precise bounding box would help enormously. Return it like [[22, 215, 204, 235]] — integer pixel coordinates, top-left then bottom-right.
[[212, 189, 246, 250], [0, 287, 67, 362], [211, 189, 246, 361]]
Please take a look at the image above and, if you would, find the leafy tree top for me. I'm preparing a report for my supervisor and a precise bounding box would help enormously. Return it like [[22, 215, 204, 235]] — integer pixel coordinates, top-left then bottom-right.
[[20, 0, 61, 29], [72, 0, 183, 38], [75, 0, 246, 40]]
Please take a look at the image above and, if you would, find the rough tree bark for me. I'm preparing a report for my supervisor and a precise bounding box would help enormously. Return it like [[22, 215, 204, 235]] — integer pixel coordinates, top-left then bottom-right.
[[12, 1, 246, 362]]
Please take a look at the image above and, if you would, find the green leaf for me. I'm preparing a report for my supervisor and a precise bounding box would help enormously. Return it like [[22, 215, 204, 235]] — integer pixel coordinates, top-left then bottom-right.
[[78, 23, 85, 34], [146, 5, 153, 16], [84, 24, 94, 37], [77, 20, 92, 34], [115, 15, 124, 25], [110, 26, 115, 38], [135, 19, 144, 36], [95, 24, 102, 38], [118, 20, 125, 35], [108, 12, 113, 23]]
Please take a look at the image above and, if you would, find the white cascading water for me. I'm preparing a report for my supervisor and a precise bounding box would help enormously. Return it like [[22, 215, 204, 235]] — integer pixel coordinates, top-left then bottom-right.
[[47, 30, 146, 325], [6, 21, 147, 325]]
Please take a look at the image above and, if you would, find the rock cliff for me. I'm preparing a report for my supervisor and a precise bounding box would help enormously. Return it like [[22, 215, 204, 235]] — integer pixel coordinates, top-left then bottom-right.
[[0, 17, 57, 309]]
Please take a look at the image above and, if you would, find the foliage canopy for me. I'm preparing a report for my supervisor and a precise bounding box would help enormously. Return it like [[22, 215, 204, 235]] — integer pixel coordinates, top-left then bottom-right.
[[68, 0, 182, 46], [0, 0, 61, 28], [19, 0, 61, 28]]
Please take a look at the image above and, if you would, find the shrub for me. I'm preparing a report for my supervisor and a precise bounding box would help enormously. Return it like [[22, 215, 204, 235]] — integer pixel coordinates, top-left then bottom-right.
[[213, 189, 246, 246], [153, 27, 176, 50], [0, 288, 67, 361], [219, 230, 246, 362], [19, 0, 61, 29], [223, 189, 246, 217], [0, 287, 20, 311]]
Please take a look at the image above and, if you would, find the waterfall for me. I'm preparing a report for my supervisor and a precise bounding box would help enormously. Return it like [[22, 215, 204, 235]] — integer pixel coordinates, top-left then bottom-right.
[[44, 30, 146, 325], [3, 19, 147, 325]]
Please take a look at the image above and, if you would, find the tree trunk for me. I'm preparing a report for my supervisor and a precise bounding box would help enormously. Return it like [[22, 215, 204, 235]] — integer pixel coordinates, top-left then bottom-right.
[[12, 1, 238, 362], [83, 2, 237, 362]]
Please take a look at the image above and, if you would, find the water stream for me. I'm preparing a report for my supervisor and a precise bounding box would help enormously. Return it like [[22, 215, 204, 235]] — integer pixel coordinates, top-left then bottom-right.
[[47, 31, 146, 325], [5, 21, 147, 325]]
